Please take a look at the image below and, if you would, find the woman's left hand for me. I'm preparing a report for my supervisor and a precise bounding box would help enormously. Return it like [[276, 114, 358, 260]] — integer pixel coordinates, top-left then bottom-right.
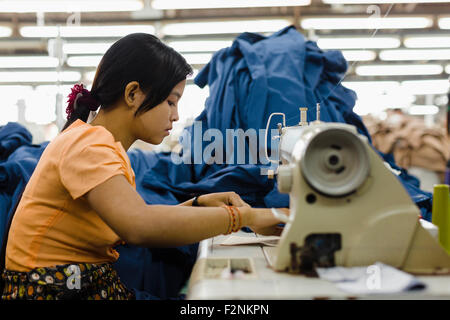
[[195, 192, 250, 208]]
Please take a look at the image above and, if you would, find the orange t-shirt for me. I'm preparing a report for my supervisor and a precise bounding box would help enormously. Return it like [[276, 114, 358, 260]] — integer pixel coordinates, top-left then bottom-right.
[[5, 119, 136, 272]]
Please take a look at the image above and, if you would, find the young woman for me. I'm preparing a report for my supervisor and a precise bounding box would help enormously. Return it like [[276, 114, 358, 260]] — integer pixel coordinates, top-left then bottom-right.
[[1, 33, 283, 300]]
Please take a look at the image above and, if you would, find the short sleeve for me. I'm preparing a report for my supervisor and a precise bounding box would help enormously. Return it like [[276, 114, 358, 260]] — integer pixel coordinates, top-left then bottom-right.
[[59, 138, 129, 200]]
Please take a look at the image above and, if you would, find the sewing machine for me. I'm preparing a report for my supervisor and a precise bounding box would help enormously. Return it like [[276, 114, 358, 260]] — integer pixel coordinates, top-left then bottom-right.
[[187, 106, 450, 299]]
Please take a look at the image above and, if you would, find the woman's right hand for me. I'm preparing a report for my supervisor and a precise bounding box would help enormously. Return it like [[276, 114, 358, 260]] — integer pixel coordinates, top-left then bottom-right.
[[243, 207, 289, 236]]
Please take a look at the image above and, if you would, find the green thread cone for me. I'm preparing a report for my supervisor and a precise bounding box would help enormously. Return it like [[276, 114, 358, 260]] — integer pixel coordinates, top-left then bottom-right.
[[432, 184, 450, 253]]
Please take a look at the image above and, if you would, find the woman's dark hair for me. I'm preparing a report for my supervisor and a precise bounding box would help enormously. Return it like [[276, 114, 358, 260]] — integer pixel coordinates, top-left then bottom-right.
[[62, 33, 193, 131]]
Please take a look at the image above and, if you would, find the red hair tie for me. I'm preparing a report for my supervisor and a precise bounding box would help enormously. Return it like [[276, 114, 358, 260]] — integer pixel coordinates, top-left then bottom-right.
[[66, 83, 100, 119]]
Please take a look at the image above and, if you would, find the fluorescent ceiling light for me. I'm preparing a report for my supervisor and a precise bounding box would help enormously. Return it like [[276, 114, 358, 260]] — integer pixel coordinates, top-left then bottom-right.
[[317, 37, 400, 49], [63, 42, 114, 54], [77, 53, 212, 67], [341, 50, 376, 61], [356, 64, 443, 76], [162, 19, 291, 35], [404, 35, 450, 48], [379, 49, 450, 61], [342, 81, 420, 116], [401, 79, 450, 95], [0, 26, 11, 37], [353, 92, 414, 115], [408, 105, 439, 115], [343, 81, 400, 94], [86, 69, 202, 84], [446, 64, 450, 74], [36, 85, 73, 95], [438, 17, 450, 29], [323, 0, 450, 3], [0, 85, 33, 93], [0, 71, 81, 82], [301, 16, 432, 30], [20, 25, 155, 38], [0, 0, 143, 13], [181, 53, 212, 65], [0, 56, 59, 68], [67, 56, 102, 67], [167, 40, 233, 53], [153, 0, 310, 9]]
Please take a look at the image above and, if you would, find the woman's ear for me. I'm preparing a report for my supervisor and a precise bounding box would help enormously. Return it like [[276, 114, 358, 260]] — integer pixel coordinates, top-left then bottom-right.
[[124, 81, 144, 109]]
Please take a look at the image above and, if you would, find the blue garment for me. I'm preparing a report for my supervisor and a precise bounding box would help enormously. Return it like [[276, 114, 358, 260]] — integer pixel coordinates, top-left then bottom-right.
[[193, 27, 371, 151], [0, 122, 32, 161]]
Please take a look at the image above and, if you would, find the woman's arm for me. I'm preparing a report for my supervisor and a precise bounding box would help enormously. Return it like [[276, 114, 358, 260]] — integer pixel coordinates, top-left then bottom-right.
[[86, 175, 281, 248]]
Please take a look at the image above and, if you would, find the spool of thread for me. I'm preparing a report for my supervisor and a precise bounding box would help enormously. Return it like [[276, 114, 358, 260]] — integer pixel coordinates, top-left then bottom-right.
[[299, 107, 308, 126], [432, 184, 450, 253]]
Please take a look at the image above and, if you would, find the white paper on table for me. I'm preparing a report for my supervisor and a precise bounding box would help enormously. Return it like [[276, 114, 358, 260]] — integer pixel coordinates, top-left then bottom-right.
[[316, 262, 426, 295], [219, 235, 280, 247]]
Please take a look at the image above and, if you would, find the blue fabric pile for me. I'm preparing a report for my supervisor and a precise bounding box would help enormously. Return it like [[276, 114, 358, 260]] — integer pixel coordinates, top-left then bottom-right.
[[0, 26, 433, 299]]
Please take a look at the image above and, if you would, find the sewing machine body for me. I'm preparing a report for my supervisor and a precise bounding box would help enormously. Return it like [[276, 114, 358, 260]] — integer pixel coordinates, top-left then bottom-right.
[[274, 121, 450, 274]]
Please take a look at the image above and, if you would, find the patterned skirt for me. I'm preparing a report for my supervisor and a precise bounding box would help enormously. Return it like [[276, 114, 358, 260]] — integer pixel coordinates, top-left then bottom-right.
[[1, 262, 135, 300]]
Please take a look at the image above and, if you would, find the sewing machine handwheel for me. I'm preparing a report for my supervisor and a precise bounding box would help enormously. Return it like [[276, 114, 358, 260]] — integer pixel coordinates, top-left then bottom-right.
[[300, 127, 370, 197]]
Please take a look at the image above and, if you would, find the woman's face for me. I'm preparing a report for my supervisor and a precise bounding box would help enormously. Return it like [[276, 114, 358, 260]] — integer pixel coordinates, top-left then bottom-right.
[[132, 79, 186, 145]]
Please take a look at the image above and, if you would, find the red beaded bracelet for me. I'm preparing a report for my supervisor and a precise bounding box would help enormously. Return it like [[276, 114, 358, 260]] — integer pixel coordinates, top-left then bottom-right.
[[231, 206, 242, 233], [223, 205, 236, 235]]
